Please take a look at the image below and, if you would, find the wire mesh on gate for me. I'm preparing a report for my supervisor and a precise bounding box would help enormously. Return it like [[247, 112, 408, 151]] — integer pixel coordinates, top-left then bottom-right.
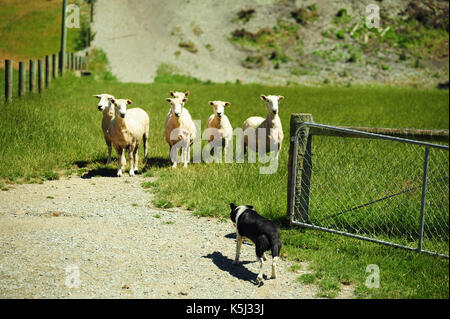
[[290, 123, 449, 257]]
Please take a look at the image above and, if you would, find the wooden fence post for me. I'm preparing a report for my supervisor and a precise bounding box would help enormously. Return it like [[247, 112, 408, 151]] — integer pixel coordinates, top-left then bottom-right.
[[45, 55, 51, 87], [71, 53, 75, 71], [19, 61, 26, 97], [29, 59, 36, 94], [90, 0, 94, 23], [59, 0, 68, 77], [66, 52, 70, 71], [287, 113, 313, 224], [38, 59, 44, 93], [52, 54, 58, 79], [5, 60, 13, 103]]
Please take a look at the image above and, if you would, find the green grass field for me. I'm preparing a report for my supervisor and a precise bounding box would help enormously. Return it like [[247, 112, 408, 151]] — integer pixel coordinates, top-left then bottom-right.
[[0, 71, 448, 298], [0, 0, 88, 66]]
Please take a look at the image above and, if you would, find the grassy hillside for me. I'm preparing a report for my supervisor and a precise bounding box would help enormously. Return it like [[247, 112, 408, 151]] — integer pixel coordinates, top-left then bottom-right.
[[0, 0, 89, 65], [228, 0, 449, 86]]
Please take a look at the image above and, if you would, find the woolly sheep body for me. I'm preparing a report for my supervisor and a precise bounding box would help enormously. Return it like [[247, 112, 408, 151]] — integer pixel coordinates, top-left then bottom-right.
[[109, 99, 149, 177]]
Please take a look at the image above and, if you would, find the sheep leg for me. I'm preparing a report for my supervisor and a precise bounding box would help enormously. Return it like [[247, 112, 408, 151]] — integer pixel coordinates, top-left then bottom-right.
[[223, 140, 227, 162], [128, 148, 135, 176], [183, 139, 190, 168], [170, 145, 177, 168], [143, 132, 148, 161], [274, 142, 281, 160], [133, 148, 139, 174], [182, 146, 187, 168], [117, 148, 126, 177], [106, 141, 112, 164]]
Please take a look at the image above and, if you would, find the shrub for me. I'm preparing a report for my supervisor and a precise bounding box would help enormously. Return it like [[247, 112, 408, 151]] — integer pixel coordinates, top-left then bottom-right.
[[179, 41, 198, 53]]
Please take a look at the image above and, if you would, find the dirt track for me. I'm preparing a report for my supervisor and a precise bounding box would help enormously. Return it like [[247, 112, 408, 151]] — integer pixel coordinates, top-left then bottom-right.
[[0, 174, 345, 299], [91, 0, 299, 85]]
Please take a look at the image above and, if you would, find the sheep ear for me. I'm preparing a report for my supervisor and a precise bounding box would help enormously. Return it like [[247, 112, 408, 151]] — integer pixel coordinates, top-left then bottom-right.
[[127, 99, 132, 105], [110, 98, 116, 104], [209, 101, 215, 106], [260, 95, 267, 102], [224, 102, 231, 107], [166, 98, 172, 103], [182, 98, 188, 103], [185, 91, 190, 97], [170, 91, 175, 97], [93, 94, 101, 99], [278, 96, 284, 101]]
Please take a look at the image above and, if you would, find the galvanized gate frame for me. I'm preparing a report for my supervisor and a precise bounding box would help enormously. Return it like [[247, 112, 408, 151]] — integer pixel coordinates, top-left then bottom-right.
[[288, 119, 449, 258]]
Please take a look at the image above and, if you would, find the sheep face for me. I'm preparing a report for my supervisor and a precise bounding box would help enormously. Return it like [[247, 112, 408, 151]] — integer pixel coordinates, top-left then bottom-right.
[[170, 91, 190, 101], [260, 95, 284, 115], [111, 98, 132, 118], [209, 101, 230, 118], [166, 97, 187, 118], [93, 94, 114, 111]]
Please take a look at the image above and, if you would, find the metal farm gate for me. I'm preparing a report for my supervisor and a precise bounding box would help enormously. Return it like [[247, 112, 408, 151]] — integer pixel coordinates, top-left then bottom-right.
[[287, 114, 449, 258]]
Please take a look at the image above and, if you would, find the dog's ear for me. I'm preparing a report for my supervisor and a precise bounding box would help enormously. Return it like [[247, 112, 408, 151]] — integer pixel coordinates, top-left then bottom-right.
[[246, 205, 254, 210], [230, 203, 236, 210]]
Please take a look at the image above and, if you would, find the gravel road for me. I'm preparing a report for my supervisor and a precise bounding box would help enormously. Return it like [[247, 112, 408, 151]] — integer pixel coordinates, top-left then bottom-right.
[[0, 174, 337, 299]]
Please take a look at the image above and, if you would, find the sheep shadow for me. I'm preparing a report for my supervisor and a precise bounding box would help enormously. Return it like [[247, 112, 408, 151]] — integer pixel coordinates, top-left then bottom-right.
[[81, 167, 117, 179], [202, 251, 265, 286], [142, 156, 172, 169]]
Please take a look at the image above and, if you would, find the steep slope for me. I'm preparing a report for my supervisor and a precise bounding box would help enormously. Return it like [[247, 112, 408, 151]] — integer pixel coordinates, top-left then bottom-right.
[[91, 0, 449, 86]]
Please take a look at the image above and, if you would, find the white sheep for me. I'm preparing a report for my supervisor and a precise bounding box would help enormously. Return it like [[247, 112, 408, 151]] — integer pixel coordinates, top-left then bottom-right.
[[206, 101, 233, 160], [164, 96, 197, 168], [169, 90, 190, 100], [242, 95, 284, 160], [93, 93, 115, 164], [108, 98, 150, 177]]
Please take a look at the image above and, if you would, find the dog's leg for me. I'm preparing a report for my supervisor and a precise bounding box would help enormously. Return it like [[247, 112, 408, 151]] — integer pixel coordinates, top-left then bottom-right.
[[256, 257, 265, 284], [271, 256, 279, 279], [233, 235, 243, 265]]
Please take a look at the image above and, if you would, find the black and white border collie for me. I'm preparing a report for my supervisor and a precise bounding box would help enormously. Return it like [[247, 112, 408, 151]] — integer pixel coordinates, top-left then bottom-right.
[[229, 203, 282, 284]]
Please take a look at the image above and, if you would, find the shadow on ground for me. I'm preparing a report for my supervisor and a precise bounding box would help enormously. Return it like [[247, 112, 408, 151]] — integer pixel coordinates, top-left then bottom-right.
[[72, 156, 172, 178], [143, 156, 172, 169], [202, 251, 264, 285]]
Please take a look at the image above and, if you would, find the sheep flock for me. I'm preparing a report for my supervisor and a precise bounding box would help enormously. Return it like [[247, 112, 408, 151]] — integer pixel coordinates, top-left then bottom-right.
[[93, 91, 284, 176]]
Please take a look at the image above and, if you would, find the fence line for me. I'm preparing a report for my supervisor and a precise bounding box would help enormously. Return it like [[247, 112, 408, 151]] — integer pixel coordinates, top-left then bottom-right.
[[2, 52, 87, 103], [287, 113, 449, 258]]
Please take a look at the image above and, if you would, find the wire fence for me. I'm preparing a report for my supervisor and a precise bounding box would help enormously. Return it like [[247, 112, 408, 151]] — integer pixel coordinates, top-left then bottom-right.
[[288, 116, 449, 258]]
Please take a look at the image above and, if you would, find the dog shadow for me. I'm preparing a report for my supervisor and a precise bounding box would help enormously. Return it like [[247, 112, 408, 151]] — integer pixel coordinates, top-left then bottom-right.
[[202, 251, 265, 286]]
